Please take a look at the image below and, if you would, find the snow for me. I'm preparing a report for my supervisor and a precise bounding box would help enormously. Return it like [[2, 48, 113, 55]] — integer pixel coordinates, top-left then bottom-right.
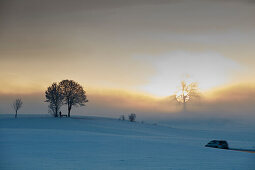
[[0, 114, 254, 170]]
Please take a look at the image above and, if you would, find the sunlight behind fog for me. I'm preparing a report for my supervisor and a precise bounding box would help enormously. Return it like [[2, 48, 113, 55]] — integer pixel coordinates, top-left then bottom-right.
[[140, 52, 242, 97], [0, 0, 255, 120]]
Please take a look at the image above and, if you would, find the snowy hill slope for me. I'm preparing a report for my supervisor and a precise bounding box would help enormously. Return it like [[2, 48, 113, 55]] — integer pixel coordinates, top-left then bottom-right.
[[0, 114, 254, 170]]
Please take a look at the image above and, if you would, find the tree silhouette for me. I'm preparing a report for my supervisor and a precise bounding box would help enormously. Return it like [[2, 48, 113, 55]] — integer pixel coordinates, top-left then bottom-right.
[[45, 83, 64, 117], [59, 80, 88, 117], [128, 113, 136, 122], [176, 81, 199, 111], [12, 98, 23, 118]]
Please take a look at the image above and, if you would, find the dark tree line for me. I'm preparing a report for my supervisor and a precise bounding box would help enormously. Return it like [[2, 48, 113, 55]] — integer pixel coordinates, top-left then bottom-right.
[[45, 80, 88, 117]]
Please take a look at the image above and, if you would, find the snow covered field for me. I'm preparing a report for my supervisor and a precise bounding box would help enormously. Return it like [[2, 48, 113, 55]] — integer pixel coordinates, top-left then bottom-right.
[[0, 114, 254, 170]]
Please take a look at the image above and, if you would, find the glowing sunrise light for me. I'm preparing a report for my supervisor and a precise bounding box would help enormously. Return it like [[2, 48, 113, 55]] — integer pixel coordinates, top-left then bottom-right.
[[140, 52, 242, 97], [176, 90, 190, 103]]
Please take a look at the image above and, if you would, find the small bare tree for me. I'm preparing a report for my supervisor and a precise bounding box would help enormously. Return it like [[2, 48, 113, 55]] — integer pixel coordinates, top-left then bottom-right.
[[45, 83, 64, 117], [129, 113, 136, 122], [176, 81, 199, 111], [59, 80, 88, 117], [12, 98, 23, 118]]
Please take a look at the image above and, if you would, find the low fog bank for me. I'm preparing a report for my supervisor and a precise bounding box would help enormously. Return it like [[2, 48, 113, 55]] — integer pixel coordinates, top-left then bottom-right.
[[139, 111, 255, 131], [1, 85, 255, 130]]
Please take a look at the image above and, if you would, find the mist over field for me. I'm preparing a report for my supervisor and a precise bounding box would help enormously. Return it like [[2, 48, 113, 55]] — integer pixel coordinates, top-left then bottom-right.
[[1, 83, 255, 126]]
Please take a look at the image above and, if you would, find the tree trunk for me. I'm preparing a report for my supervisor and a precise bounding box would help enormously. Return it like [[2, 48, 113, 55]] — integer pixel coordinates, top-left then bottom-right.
[[183, 96, 186, 112], [55, 107, 58, 117], [15, 110, 17, 118], [68, 106, 71, 117], [183, 102, 186, 112]]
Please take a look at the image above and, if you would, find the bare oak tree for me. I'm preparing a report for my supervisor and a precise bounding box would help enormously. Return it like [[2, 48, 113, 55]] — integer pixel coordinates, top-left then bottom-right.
[[176, 81, 199, 111], [59, 80, 88, 117], [12, 98, 23, 118], [45, 83, 64, 117]]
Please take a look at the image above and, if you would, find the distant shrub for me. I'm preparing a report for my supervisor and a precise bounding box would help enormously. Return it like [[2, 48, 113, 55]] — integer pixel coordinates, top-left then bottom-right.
[[128, 113, 136, 122], [119, 115, 125, 120]]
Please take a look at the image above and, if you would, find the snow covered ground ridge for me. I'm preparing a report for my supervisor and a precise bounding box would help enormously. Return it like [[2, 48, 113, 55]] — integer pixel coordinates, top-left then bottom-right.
[[0, 114, 254, 170]]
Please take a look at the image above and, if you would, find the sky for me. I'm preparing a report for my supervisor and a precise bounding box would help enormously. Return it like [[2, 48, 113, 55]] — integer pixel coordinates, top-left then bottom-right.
[[1, 0, 255, 120]]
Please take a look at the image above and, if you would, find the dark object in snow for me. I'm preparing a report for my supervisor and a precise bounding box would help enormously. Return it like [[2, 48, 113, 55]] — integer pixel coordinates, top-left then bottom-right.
[[128, 113, 136, 122], [59, 111, 67, 118], [205, 140, 229, 149]]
